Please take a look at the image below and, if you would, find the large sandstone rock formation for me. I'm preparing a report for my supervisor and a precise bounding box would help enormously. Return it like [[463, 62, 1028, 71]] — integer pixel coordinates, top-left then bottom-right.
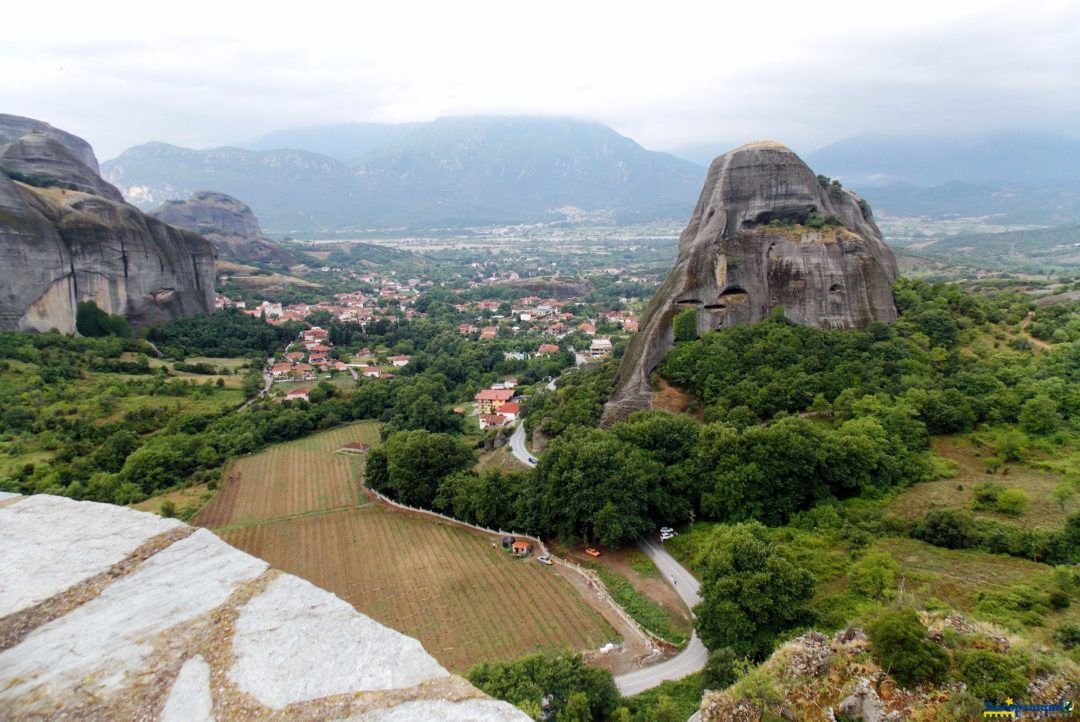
[[0, 114, 100, 172], [0, 116, 214, 333], [604, 141, 898, 423], [151, 191, 296, 265], [0, 493, 528, 721]]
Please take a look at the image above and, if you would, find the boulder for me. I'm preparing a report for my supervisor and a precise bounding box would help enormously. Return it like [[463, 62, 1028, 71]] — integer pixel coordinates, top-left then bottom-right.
[[1, 131, 125, 202], [0, 113, 100, 173], [837, 678, 888, 722], [603, 141, 898, 423], [150, 190, 295, 264]]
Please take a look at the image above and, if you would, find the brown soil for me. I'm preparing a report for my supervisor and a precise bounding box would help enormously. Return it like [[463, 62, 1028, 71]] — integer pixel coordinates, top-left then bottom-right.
[[651, 377, 702, 419]]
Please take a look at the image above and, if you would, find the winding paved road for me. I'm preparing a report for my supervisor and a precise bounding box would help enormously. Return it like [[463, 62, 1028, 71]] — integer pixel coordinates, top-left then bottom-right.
[[614, 538, 707, 696], [509, 423, 535, 467], [511, 368, 708, 695]]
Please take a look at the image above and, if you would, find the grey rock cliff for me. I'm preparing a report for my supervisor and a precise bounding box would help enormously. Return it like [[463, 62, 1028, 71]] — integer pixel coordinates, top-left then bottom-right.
[[1, 131, 125, 202], [603, 141, 898, 423], [0, 116, 215, 334], [150, 190, 295, 264], [0, 114, 100, 173]]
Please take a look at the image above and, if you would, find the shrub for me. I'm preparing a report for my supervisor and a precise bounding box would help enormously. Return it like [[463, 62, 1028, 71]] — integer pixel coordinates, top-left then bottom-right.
[[867, 607, 950, 688], [972, 481, 1005, 510], [957, 650, 1028, 701], [995, 488, 1030, 516], [848, 551, 900, 599], [1053, 623, 1080, 650], [1047, 589, 1070, 610], [914, 509, 976, 549], [159, 500, 177, 518], [703, 648, 740, 691]]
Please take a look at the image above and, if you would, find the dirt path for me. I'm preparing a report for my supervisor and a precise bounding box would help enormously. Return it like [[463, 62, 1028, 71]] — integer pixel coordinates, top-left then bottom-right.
[[1020, 312, 1053, 351]]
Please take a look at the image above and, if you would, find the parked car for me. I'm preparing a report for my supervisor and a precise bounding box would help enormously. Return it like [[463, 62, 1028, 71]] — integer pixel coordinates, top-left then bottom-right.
[[660, 532, 675, 542], [528, 456, 537, 464], [585, 548, 601, 557], [536, 555, 554, 566], [660, 526, 674, 534]]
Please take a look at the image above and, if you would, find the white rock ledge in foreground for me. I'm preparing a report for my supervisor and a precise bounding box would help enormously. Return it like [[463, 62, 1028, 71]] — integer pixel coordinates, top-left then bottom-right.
[[0, 494, 529, 721]]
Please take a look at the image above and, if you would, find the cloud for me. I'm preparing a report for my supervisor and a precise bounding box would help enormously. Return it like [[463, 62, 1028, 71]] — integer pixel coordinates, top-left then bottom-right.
[[1, 0, 1076, 159]]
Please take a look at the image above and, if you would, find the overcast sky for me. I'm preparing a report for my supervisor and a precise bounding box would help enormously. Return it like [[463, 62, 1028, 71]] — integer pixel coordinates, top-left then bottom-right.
[[2, 0, 1077, 160]]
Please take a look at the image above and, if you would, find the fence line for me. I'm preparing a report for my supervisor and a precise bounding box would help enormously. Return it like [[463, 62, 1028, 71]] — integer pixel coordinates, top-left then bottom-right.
[[360, 484, 668, 658]]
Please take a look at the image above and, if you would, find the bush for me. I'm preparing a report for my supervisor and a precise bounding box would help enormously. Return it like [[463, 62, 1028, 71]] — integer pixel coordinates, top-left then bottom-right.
[[848, 551, 900, 599], [703, 648, 740, 691], [914, 509, 976, 549], [1053, 623, 1080, 650], [867, 608, 950, 688], [972, 481, 1005, 510], [1047, 589, 1071, 610], [995, 488, 1030, 516], [159, 500, 177, 518], [957, 650, 1028, 701]]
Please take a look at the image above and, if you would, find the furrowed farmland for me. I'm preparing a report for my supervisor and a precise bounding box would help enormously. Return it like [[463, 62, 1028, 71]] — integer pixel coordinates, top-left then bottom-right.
[[200, 422, 615, 671], [195, 425, 376, 528]]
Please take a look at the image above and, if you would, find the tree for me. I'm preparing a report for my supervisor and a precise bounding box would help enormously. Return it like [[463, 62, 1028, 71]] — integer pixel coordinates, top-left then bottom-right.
[[559, 692, 592, 722], [867, 607, 949, 688], [76, 301, 131, 338], [364, 430, 475, 508], [914, 509, 975, 549], [534, 428, 661, 546], [1051, 483, 1075, 513], [467, 652, 619, 721], [1019, 395, 1060, 435], [703, 647, 740, 690], [693, 522, 814, 659]]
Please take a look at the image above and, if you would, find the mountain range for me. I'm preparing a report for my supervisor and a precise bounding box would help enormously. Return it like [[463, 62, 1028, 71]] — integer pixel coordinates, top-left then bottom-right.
[[103, 117, 706, 234]]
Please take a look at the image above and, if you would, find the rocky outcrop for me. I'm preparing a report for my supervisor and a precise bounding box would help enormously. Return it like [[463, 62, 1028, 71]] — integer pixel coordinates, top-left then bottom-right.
[[0, 116, 214, 333], [0, 114, 100, 173], [603, 141, 898, 423], [0, 493, 529, 721], [1, 131, 125, 202], [150, 191, 295, 264]]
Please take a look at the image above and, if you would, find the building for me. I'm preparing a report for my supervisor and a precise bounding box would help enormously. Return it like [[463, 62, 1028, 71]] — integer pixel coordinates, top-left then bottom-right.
[[479, 414, 508, 430], [270, 362, 294, 380], [474, 388, 515, 415], [497, 403, 520, 422], [480, 326, 498, 340], [339, 442, 370, 454], [389, 355, 411, 367], [536, 344, 560, 357], [286, 388, 310, 402], [589, 338, 613, 358]]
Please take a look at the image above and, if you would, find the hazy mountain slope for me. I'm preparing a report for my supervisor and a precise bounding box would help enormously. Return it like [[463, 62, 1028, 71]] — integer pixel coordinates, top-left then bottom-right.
[[859, 181, 1080, 225], [102, 117, 706, 233], [807, 131, 1080, 186], [103, 143, 369, 231], [246, 122, 422, 162]]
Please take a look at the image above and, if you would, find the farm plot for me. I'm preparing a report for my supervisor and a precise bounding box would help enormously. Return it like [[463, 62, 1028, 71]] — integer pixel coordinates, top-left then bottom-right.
[[220, 504, 615, 672], [195, 423, 378, 528]]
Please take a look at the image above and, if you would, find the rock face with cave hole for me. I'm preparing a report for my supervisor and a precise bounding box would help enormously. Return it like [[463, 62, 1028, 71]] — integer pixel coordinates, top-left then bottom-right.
[[602, 141, 897, 424]]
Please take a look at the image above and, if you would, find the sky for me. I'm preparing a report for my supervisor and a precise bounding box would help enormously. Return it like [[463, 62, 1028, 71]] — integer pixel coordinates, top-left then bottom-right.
[[2, 0, 1078, 160]]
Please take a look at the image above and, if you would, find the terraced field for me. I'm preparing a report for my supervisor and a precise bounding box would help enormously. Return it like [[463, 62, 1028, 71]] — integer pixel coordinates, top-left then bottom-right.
[[200, 422, 615, 671]]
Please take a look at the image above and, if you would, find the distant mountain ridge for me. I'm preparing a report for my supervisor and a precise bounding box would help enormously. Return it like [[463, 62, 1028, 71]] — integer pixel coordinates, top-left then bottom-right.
[[103, 116, 706, 233], [806, 131, 1080, 187]]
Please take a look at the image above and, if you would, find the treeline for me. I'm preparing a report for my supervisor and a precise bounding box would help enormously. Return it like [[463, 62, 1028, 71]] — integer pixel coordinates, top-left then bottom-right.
[[365, 404, 933, 548], [146, 307, 301, 358], [660, 279, 1076, 432]]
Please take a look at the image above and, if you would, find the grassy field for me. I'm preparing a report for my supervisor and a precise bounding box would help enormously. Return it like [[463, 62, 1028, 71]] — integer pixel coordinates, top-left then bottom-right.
[[888, 435, 1078, 530], [199, 422, 616, 671], [195, 424, 375, 528], [876, 536, 1079, 646]]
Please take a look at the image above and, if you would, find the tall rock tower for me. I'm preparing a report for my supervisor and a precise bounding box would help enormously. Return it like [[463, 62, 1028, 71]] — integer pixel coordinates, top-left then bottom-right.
[[603, 141, 898, 423]]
